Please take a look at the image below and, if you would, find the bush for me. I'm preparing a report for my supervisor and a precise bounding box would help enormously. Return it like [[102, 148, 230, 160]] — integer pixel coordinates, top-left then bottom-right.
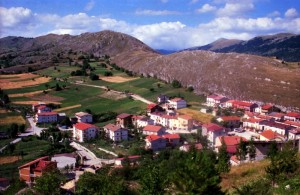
[[103, 71, 113, 76], [172, 80, 182, 88], [89, 73, 99, 80]]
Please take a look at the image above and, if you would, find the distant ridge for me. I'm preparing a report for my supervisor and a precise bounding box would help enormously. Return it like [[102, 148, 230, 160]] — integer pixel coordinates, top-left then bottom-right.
[[183, 33, 300, 62], [1, 31, 299, 108]]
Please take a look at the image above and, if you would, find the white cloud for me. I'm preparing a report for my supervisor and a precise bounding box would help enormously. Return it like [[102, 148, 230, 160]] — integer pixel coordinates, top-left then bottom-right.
[[161, 0, 168, 3], [0, 7, 33, 28], [268, 11, 281, 18], [285, 8, 298, 18], [135, 9, 180, 16], [197, 4, 217, 13], [84, 0, 95, 11], [217, 3, 254, 16], [1, 6, 300, 50]]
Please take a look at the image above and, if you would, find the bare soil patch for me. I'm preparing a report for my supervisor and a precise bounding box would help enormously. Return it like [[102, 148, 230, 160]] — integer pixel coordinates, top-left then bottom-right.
[[54, 104, 81, 112], [100, 76, 137, 83], [11, 101, 62, 105], [177, 108, 213, 124], [0, 116, 26, 125], [0, 156, 20, 165], [0, 73, 38, 81], [0, 109, 8, 114], [9, 90, 45, 98], [30, 94, 65, 102], [0, 76, 50, 89], [99, 91, 127, 100]]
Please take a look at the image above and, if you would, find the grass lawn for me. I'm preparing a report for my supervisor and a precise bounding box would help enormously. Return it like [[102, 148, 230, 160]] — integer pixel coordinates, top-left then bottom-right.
[[0, 136, 51, 179], [36, 64, 79, 78]]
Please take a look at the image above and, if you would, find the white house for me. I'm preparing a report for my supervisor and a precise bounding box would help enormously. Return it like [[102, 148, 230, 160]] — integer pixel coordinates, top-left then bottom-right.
[[37, 105, 52, 113], [202, 123, 225, 146], [36, 112, 58, 123], [73, 122, 98, 142], [288, 128, 300, 140], [75, 112, 93, 123], [103, 124, 128, 142], [206, 94, 228, 107], [168, 98, 187, 109]]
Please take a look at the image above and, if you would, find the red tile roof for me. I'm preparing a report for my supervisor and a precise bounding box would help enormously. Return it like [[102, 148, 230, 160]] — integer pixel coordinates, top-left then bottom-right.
[[37, 112, 57, 116], [74, 122, 97, 131], [132, 115, 144, 120], [260, 130, 283, 140], [103, 123, 121, 132], [37, 105, 47, 110], [170, 98, 184, 102], [147, 103, 158, 109], [219, 136, 246, 146], [117, 113, 132, 119], [143, 125, 163, 132], [262, 104, 273, 110], [162, 134, 180, 139], [221, 116, 241, 121], [18, 156, 50, 169], [286, 112, 300, 118], [34, 160, 55, 171], [202, 123, 223, 132], [146, 134, 164, 141], [162, 114, 177, 119], [284, 120, 300, 128], [245, 118, 265, 123]]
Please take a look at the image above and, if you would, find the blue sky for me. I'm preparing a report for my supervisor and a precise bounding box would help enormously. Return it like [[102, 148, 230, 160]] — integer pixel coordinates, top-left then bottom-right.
[[0, 0, 299, 50]]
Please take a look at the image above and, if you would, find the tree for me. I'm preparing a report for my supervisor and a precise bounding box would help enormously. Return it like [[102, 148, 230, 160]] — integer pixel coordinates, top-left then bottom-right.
[[149, 88, 154, 92], [60, 116, 72, 127], [171, 150, 223, 194], [139, 164, 167, 195], [267, 141, 278, 159], [265, 141, 299, 186], [217, 137, 230, 173], [89, 73, 99, 80], [55, 83, 62, 91], [8, 123, 19, 138], [18, 124, 26, 133], [34, 169, 65, 195], [248, 138, 256, 161], [171, 80, 181, 88], [103, 71, 113, 76], [187, 86, 194, 92], [236, 138, 248, 162]]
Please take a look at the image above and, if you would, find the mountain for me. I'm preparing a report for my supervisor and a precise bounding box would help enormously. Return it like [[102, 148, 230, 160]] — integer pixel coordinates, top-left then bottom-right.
[[1, 31, 300, 108], [184, 33, 300, 62], [156, 49, 177, 55]]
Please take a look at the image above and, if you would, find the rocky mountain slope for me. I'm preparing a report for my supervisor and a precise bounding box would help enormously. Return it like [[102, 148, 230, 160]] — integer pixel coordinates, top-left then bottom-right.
[[1, 31, 300, 108], [184, 33, 300, 62]]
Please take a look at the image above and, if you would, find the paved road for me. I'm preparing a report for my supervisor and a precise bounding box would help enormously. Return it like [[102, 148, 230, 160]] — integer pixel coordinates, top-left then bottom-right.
[[70, 142, 103, 166], [27, 117, 45, 136], [0, 138, 22, 153]]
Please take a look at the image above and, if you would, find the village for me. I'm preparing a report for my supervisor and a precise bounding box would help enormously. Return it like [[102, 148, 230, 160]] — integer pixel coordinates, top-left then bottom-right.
[[4, 91, 297, 192]]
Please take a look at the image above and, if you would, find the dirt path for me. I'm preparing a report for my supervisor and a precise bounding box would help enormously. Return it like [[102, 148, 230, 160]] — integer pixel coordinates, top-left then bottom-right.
[[54, 104, 81, 112]]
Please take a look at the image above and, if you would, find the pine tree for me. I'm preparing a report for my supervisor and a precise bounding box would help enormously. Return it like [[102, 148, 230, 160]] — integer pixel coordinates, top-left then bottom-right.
[[236, 138, 248, 162], [217, 137, 230, 173], [248, 138, 256, 161]]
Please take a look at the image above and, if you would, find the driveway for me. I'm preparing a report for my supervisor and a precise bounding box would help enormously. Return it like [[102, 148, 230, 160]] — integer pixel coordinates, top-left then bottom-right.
[[27, 117, 46, 136], [70, 142, 103, 166]]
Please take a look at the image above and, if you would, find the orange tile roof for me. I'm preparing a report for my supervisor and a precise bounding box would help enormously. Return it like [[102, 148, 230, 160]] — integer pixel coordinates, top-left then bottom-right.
[[170, 98, 184, 102], [260, 130, 283, 140], [245, 118, 264, 123], [162, 134, 180, 139], [143, 125, 163, 132], [18, 156, 50, 169], [286, 112, 300, 118], [37, 112, 57, 116], [289, 128, 300, 135], [74, 122, 97, 131], [202, 123, 223, 132], [233, 101, 254, 107], [147, 103, 158, 109], [283, 120, 300, 128], [103, 123, 121, 132], [219, 136, 246, 146], [75, 112, 91, 117], [117, 113, 132, 119], [262, 104, 273, 110], [146, 134, 164, 141]]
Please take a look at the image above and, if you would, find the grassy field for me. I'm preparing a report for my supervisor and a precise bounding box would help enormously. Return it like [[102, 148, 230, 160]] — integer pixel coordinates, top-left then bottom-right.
[[0, 136, 51, 179], [220, 159, 270, 193], [177, 108, 213, 124]]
